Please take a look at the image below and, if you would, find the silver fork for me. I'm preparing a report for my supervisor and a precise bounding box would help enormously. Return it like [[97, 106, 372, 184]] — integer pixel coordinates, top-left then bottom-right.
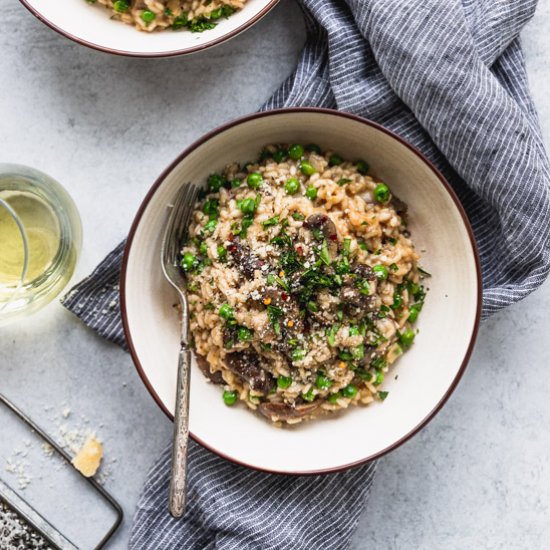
[[160, 182, 199, 518]]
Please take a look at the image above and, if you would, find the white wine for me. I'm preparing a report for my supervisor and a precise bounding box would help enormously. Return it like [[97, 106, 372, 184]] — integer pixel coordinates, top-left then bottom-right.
[[0, 165, 81, 325], [0, 191, 60, 285]]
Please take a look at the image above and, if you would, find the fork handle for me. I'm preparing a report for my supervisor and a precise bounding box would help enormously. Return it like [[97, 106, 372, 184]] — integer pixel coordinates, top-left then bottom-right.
[[169, 342, 192, 518]]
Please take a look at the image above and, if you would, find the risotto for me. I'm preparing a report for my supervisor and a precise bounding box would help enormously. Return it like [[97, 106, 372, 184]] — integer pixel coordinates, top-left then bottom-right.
[[181, 144, 428, 424], [88, 0, 246, 32]]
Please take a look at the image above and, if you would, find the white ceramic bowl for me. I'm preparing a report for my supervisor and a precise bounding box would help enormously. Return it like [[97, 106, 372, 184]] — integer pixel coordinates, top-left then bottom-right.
[[121, 108, 481, 474], [19, 0, 278, 57]]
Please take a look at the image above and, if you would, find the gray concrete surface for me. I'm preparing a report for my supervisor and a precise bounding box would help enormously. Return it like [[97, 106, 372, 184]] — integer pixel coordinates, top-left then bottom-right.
[[1, 1, 549, 548]]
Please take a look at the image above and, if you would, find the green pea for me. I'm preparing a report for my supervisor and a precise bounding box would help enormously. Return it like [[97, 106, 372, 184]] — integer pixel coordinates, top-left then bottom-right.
[[306, 144, 322, 154], [140, 9, 156, 23], [327, 392, 341, 404], [223, 390, 237, 406], [399, 328, 416, 348], [277, 376, 292, 389], [342, 384, 358, 398], [390, 292, 402, 310], [181, 252, 196, 271], [288, 144, 304, 160], [302, 388, 316, 402], [217, 246, 227, 262], [207, 174, 224, 193], [408, 303, 422, 323], [373, 371, 384, 386], [113, 0, 129, 13], [356, 160, 369, 175], [239, 198, 257, 215], [219, 303, 234, 320], [247, 172, 262, 189], [305, 186, 318, 200], [203, 219, 217, 234], [231, 178, 242, 189], [374, 183, 391, 203], [315, 375, 332, 390], [300, 161, 316, 176], [237, 326, 252, 342], [199, 241, 208, 255], [284, 177, 300, 195], [329, 154, 343, 166], [373, 264, 389, 280]]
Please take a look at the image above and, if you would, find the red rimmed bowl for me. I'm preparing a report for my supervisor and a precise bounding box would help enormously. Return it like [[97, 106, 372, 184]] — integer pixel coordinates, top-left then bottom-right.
[[121, 108, 481, 474], [19, 0, 278, 58]]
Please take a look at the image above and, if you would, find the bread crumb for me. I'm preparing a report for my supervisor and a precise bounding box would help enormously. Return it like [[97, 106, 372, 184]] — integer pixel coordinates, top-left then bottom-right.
[[41, 443, 54, 457], [71, 436, 103, 477]]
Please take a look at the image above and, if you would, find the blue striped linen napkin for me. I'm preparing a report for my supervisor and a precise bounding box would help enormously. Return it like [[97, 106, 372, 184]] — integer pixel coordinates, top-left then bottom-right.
[[62, 1, 550, 548]]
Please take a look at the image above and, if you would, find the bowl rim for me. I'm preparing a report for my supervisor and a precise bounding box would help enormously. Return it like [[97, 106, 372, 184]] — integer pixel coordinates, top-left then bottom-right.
[[18, 0, 280, 58], [120, 107, 483, 475]]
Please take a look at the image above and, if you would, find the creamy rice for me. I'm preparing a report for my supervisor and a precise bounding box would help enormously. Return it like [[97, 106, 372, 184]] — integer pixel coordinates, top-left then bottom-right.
[[181, 144, 428, 424], [89, 0, 246, 32]]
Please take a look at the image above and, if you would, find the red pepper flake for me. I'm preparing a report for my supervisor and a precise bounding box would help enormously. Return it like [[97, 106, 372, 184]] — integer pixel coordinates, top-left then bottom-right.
[[228, 234, 235, 241], [296, 245, 303, 255], [329, 234, 337, 241], [228, 245, 237, 253], [281, 292, 289, 301]]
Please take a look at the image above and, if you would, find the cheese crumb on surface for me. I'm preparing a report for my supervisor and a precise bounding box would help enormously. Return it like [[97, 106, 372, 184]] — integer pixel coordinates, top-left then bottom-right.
[[71, 436, 103, 478]]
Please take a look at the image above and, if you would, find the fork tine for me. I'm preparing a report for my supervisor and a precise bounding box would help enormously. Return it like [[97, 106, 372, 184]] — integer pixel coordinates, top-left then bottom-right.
[[163, 186, 190, 245], [162, 185, 193, 266], [177, 184, 199, 245], [171, 186, 196, 263], [172, 185, 194, 244]]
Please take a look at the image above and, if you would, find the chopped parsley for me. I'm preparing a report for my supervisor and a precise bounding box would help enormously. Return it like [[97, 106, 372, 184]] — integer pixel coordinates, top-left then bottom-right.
[[337, 178, 352, 186], [267, 304, 283, 335], [262, 215, 279, 228]]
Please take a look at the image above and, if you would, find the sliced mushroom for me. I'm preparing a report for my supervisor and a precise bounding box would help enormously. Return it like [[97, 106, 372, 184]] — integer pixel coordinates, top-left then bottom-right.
[[339, 267, 378, 317], [258, 401, 321, 421], [225, 349, 274, 394], [351, 263, 375, 280], [301, 214, 339, 259], [229, 238, 262, 280], [196, 354, 224, 385]]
